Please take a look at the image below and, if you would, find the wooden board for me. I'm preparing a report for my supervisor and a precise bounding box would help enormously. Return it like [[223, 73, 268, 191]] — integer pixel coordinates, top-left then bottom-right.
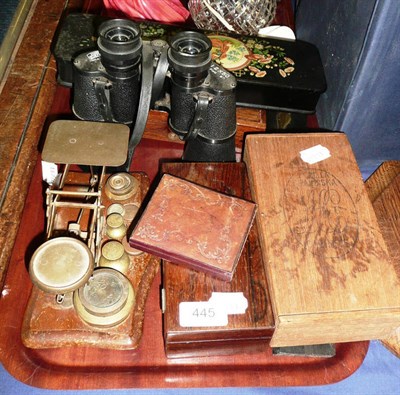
[[0, 0, 73, 292], [243, 133, 400, 347], [365, 161, 400, 358]]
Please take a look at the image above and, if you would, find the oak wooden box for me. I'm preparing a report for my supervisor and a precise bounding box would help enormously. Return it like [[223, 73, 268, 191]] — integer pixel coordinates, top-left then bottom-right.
[[161, 163, 275, 358], [243, 132, 400, 347]]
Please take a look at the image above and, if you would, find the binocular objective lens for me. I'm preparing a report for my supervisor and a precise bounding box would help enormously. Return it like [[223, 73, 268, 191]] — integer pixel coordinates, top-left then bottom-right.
[[177, 40, 207, 55]]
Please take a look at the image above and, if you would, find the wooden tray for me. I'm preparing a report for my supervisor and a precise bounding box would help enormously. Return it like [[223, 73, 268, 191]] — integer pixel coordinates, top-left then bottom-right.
[[0, 149, 369, 390], [0, 0, 368, 389]]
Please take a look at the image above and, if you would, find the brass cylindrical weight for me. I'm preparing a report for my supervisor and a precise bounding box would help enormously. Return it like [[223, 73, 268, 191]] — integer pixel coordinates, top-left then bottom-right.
[[99, 240, 130, 274]]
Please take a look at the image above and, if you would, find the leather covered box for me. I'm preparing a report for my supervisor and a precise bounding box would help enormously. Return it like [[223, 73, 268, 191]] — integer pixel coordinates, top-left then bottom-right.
[[243, 132, 400, 347], [160, 162, 274, 358], [129, 172, 256, 281]]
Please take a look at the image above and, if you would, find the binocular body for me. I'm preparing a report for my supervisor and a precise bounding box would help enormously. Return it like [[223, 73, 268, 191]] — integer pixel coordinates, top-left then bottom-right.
[[70, 19, 238, 162], [169, 62, 237, 161], [73, 50, 141, 124]]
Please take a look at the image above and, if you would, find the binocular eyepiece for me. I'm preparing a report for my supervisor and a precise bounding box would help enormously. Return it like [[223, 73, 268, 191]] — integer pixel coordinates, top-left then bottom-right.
[[97, 19, 142, 74], [72, 19, 143, 124], [167, 31, 212, 87]]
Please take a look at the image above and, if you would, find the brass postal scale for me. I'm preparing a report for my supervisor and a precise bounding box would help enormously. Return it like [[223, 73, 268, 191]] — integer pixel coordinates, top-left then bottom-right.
[[22, 120, 159, 349]]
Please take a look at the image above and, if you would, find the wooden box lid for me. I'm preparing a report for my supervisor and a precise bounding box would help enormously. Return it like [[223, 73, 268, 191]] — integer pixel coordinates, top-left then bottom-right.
[[243, 132, 400, 347], [161, 163, 274, 358]]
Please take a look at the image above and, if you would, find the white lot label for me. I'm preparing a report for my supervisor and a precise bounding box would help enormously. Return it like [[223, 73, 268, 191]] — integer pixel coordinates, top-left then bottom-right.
[[41, 161, 58, 185], [300, 144, 331, 164], [179, 301, 227, 327], [179, 292, 248, 327]]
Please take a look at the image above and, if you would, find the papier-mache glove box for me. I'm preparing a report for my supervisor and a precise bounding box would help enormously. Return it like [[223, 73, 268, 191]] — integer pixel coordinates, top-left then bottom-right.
[[129, 169, 256, 281]]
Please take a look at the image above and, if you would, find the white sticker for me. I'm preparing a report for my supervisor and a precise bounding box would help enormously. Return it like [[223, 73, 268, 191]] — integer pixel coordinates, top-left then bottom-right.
[[87, 50, 101, 61], [300, 144, 331, 164], [258, 25, 296, 41], [209, 292, 248, 314], [179, 301, 227, 327], [179, 293, 248, 327], [41, 161, 58, 185]]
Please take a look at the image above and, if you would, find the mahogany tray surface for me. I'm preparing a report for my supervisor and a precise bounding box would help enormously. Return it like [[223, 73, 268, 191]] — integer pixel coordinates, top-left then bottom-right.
[[0, 149, 368, 390], [0, 0, 367, 388]]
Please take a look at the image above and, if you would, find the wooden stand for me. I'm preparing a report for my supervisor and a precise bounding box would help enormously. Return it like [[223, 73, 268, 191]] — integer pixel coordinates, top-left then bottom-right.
[[21, 172, 160, 350]]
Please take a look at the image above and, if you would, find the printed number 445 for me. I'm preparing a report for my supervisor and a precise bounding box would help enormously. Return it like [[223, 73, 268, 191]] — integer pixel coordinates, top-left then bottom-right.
[[193, 307, 215, 318]]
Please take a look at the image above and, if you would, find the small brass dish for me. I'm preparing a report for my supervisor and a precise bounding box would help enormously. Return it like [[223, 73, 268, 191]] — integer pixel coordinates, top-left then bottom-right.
[[29, 237, 94, 294], [99, 240, 130, 274], [105, 213, 127, 240], [106, 203, 125, 216]]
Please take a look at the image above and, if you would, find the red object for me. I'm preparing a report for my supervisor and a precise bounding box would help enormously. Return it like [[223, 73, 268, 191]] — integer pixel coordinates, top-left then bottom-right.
[[103, 0, 190, 23]]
